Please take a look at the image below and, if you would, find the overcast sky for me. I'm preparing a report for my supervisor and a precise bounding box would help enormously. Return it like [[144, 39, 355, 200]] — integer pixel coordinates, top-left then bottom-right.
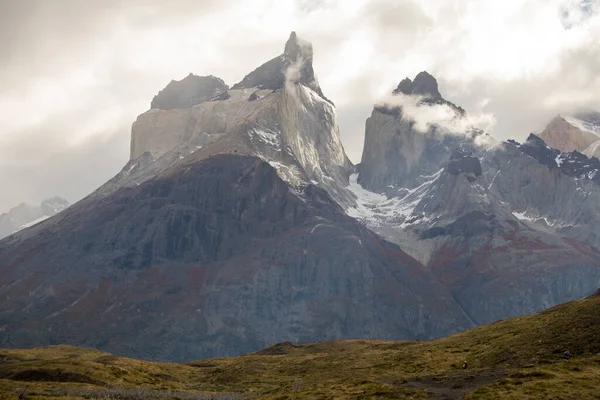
[[1, 0, 599, 211]]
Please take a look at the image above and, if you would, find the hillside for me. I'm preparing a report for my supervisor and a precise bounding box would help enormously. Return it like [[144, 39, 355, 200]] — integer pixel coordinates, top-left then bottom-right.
[[2, 294, 599, 399]]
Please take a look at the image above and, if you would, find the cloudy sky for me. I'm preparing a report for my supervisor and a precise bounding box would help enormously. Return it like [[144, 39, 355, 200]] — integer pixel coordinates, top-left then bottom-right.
[[1, 0, 599, 211]]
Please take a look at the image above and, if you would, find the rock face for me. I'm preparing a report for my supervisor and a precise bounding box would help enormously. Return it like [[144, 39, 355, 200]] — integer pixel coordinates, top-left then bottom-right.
[[539, 111, 600, 154], [447, 148, 482, 181], [0, 155, 472, 361], [393, 72, 441, 99], [150, 74, 228, 110], [358, 72, 480, 193], [122, 32, 351, 206], [0, 196, 69, 240]]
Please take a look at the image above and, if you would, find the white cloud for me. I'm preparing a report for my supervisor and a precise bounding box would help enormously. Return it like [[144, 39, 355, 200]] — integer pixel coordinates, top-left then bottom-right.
[[376, 93, 497, 136]]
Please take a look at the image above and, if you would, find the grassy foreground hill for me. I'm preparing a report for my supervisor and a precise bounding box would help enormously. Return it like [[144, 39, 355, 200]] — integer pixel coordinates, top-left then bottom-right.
[[1, 293, 600, 399]]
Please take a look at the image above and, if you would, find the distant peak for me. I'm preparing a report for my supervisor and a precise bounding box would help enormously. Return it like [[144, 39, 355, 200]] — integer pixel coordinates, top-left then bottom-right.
[[413, 71, 441, 98], [393, 71, 441, 100]]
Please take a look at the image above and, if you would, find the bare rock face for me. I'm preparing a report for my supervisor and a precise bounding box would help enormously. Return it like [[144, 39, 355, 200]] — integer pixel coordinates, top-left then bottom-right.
[[539, 113, 600, 153], [150, 74, 228, 110], [447, 148, 482, 181], [358, 72, 476, 193], [393, 71, 442, 100], [123, 32, 352, 206], [0, 155, 472, 361]]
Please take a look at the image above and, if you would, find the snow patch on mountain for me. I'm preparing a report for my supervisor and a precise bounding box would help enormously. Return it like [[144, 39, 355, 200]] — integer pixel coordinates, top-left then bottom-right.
[[268, 161, 307, 188], [250, 128, 282, 150], [346, 172, 439, 229]]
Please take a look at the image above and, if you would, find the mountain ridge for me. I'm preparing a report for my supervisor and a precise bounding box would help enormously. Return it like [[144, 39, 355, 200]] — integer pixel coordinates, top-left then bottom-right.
[[0, 196, 69, 240], [2, 31, 600, 364]]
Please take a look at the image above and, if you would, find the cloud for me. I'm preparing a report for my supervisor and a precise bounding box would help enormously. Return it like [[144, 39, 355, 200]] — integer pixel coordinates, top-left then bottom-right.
[[0, 0, 599, 211], [376, 93, 497, 137]]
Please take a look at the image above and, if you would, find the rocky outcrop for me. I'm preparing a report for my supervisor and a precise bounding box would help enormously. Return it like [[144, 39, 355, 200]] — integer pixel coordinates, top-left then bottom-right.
[[0, 155, 472, 361], [0, 197, 69, 240], [513, 134, 600, 184], [358, 72, 478, 193], [447, 148, 482, 181], [122, 32, 352, 206], [150, 74, 228, 110], [539, 113, 600, 153]]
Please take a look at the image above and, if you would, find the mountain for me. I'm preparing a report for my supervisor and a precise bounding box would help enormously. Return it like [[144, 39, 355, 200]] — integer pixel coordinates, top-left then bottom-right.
[[0, 33, 472, 362], [538, 110, 600, 157], [3, 293, 600, 399], [94, 31, 352, 207], [350, 73, 600, 325], [0, 197, 70, 240], [3, 33, 600, 364]]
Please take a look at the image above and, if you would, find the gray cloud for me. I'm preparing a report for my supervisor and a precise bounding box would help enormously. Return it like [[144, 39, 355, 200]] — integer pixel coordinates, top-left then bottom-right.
[[0, 0, 599, 211]]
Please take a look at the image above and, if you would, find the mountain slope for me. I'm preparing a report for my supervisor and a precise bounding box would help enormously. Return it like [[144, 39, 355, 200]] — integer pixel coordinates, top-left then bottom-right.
[[0, 154, 472, 361], [2, 294, 600, 399]]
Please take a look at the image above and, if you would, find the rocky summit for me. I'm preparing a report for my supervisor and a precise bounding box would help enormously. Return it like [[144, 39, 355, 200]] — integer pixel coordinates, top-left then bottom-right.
[[2, 32, 600, 363]]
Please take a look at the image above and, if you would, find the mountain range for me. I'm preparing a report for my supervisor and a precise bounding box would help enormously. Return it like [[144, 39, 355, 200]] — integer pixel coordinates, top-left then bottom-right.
[[1, 32, 599, 362], [0, 197, 70, 240]]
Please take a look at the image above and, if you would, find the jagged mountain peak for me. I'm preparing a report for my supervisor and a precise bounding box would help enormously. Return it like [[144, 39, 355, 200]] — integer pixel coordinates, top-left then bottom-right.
[[231, 31, 330, 104], [104, 30, 353, 207], [392, 71, 442, 100], [284, 31, 310, 60], [506, 134, 600, 184], [413, 71, 440, 96]]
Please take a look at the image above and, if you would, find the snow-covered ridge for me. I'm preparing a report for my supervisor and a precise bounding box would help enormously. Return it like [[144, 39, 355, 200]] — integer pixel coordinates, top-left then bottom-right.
[[346, 171, 439, 229]]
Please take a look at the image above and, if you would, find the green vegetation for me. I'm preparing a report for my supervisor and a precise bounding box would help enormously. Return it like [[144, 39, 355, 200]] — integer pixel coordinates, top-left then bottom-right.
[[2, 295, 600, 399]]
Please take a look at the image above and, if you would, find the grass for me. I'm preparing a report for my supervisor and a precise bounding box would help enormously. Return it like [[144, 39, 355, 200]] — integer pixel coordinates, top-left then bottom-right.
[[2, 295, 600, 399]]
